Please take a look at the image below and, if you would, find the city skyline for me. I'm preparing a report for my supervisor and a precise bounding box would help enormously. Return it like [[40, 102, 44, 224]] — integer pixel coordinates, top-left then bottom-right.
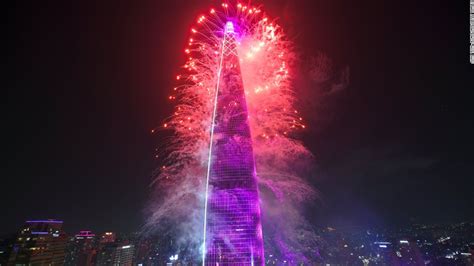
[[4, 0, 473, 242], [1, 218, 473, 265]]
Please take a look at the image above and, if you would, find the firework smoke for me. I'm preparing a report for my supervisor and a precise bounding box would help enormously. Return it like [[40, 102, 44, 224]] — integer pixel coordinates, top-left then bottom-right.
[[146, 2, 319, 263]]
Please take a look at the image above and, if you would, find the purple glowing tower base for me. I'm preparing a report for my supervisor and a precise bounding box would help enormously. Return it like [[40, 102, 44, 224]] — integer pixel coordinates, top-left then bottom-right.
[[203, 22, 264, 265]]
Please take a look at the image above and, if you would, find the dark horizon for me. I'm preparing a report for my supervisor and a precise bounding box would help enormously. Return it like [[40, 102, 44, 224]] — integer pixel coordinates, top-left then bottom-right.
[[4, 0, 473, 235]]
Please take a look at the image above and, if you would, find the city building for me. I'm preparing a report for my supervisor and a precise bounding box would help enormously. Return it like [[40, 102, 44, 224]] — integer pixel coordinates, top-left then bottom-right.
[[94, 231, 117, 265], [112, 244, 135, 266], [8, 220, 67, 265], [95, 237, 134, 266], [95, 243, 116, 265], [99, 232, 116, 245], [203, 21, 264, 265], [64, 230, 97, 266]]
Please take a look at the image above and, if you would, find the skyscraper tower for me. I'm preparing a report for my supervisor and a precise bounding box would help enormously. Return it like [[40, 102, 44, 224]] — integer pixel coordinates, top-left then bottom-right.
[[203, 21, 264, 265], [8, 220, 67, 265]]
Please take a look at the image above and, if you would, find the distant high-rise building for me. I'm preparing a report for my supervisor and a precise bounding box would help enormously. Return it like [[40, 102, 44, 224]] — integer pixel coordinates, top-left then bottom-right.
[[112, 244, 135, 266], [64, 230, 97, 266], [8, 220, 67, 265], [95, 243, 116, 265], [94, 231, 117, 265], [99, 232, 116, 245], [96, 240, 134, 266]]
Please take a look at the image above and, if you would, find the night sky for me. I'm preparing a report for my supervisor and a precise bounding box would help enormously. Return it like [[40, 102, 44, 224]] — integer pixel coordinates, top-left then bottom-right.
[[4, 0, 473, 235]]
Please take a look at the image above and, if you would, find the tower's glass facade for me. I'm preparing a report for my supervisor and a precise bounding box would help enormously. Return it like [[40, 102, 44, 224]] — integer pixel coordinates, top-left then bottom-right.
[[204, 22, 264, 265]]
